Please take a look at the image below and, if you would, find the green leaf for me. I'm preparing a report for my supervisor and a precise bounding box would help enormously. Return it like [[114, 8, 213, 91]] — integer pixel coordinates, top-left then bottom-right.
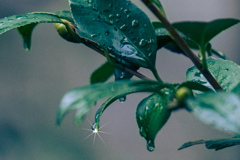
[[90, 61, 114, 84], [0, 11, 72, 35], [172, 19, 239, 49], [186, 92, 240, 134], [57, 80, 171, 125], [17, 23, 37, 50], [179, 136, 240, 151], [136, 90, 173, 152], [0, 11, 73, 50], [69, 0, 157, 69], [187, 58, 240, 92]]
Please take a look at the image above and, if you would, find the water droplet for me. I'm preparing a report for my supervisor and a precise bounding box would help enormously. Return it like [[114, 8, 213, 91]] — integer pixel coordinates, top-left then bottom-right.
[[148, 53, 152, 57], [139, 39, 148, 47], [225, 68, 229, 71], [116, 14, 121, 18], [115, 19, 120, 22], [124, 9, 130, 14], [119, 96, 126, 103], [91, 123, 96, 131], [109, 14, 114, 18], [132, 20, 139, 27], [91, 33, 99, 38], [109, 3, 113, 8], [148, 39, 156, 44], [105, 30, 110, 36], [120, 24, 127, 31], [16, 17, 22, 20], [147, 141, 155, 152], [126, 15, 130, 18], [144, 24, 147, 27], [120, 7, 124, 11]]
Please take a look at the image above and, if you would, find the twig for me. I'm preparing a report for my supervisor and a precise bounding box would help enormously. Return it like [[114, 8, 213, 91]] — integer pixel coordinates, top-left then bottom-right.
[[141, 0, 223, 91]]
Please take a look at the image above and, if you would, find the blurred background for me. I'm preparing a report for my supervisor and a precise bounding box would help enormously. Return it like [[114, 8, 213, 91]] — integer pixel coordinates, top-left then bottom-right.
[[0, 0, 240, 159]]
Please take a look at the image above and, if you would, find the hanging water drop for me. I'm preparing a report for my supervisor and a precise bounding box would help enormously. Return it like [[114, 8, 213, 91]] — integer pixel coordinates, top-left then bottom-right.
[[91, 123, 97, 131], [147, 141, 155, 152], [139, 39, 148, 47], [119, 96, 126, 103], [132, 20, 139, 27]]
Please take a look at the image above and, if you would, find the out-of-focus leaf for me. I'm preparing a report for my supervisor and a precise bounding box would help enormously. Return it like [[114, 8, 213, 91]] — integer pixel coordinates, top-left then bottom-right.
[[144, 0, 166, 18], [186, 92, 240, 134], [179, 136, 240, 151], [136, 89, 173, 152], [69, 0, 157, 69], [90, 62, 114, 84], [0, 11, 73, 50], [57, 80, 171, 125], [172, 19, 239, 49], [187, 58, 240, 92], [178, 81, 213, 93]]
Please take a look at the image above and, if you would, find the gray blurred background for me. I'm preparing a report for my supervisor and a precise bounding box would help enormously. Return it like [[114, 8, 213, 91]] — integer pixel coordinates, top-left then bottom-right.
[[0, 0, 240, 160]]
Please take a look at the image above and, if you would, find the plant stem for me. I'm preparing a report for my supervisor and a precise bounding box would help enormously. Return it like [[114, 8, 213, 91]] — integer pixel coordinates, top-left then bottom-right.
[[142, 0, 223, 91]]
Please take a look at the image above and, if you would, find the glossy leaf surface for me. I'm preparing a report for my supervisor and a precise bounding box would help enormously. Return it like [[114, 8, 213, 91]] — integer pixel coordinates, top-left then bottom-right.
[[186, 92, 240, 134], [70, 0, 157, 68], [187, 58, 240, 92], [136, 90, 173, 151], [57, 80, 169, 125]]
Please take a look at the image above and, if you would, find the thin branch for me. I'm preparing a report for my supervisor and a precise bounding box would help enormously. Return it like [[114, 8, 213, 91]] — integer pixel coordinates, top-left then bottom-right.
[[141, 0, 223, 91]]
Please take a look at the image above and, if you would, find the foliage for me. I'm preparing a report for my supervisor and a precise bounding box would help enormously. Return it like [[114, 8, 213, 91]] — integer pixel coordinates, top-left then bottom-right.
[[1, 0, 240, 154]]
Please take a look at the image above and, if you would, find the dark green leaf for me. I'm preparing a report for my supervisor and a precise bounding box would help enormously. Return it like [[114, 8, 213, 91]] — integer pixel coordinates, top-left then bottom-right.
[[90, 61, 114, 84], [187, 58, 240, 92], [70, 0, 157, 69], [179, 136, 240, 151], [136, 90, 173, 152], [186, 92, 240, 134], [57, 80, 171, 125], [172, 19, 239, 49], [17, 23, 37, 50]]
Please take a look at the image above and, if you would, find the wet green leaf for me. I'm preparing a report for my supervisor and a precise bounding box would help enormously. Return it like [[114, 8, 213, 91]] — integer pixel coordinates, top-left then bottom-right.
[[57, 80, 170, 125], [70, 0, 157, 69], [186, 92, 240, 134], [187, 58, 240, 92], [136, 90, 173, 151], [179, 136, 240, 151], [90, 61, 114, 84]]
